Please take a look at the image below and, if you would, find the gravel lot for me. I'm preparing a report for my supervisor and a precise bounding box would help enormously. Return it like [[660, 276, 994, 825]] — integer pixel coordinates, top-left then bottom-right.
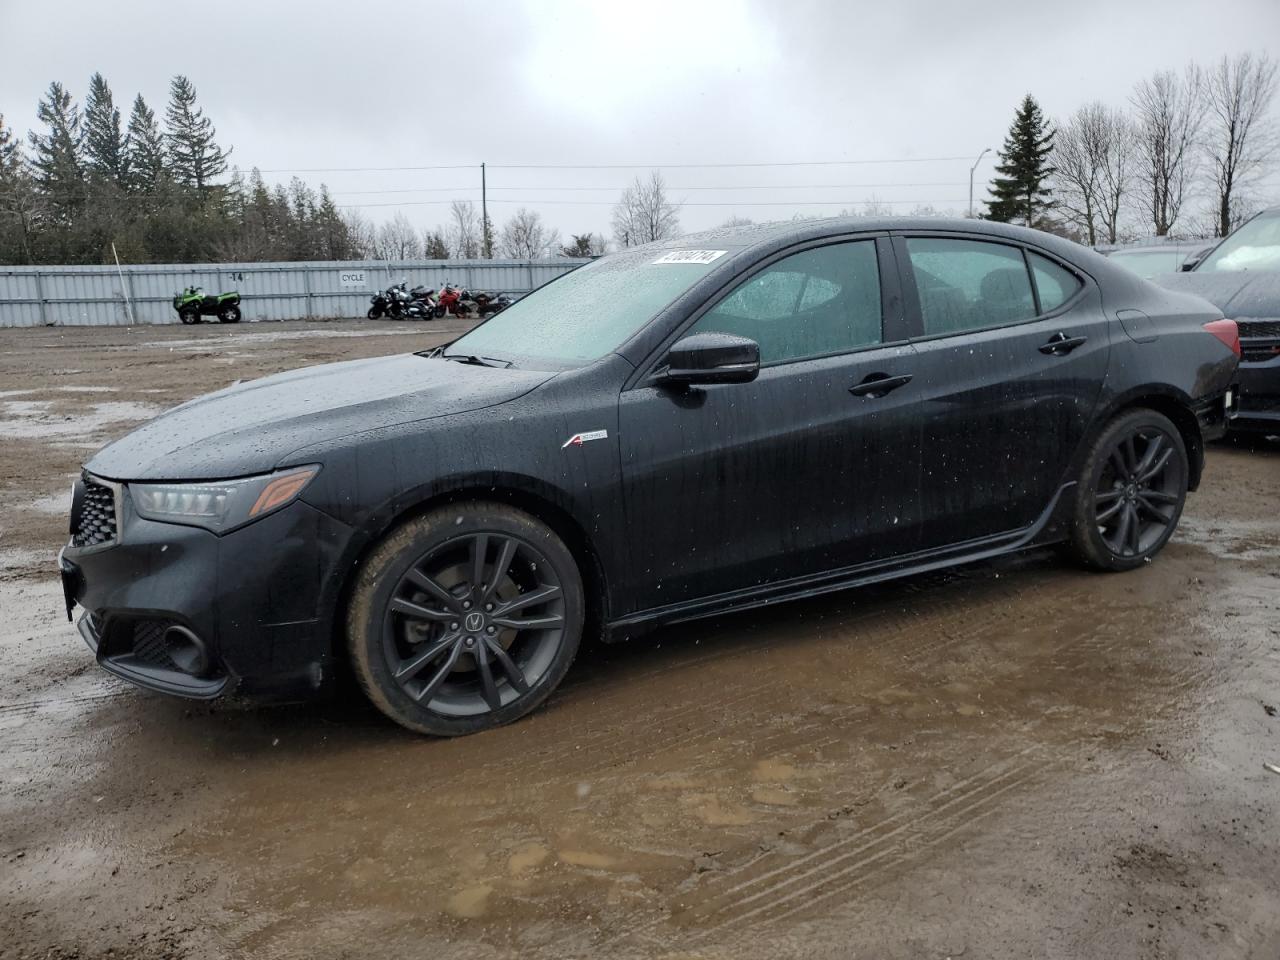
[[1, 320, 1278, 959]]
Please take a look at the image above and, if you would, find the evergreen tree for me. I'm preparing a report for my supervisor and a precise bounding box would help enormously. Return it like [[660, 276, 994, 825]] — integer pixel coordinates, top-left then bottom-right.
[[0, 115, 38, 262], [83, 72, 125, 185], [423, 228, 449, 259], [987, 94, 1056, 226], [26, 81, 85, 224], [164, 75, 230, 201], [123, 94, 167, 196]]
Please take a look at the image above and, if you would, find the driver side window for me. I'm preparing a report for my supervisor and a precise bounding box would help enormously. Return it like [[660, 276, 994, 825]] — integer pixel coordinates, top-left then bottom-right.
[[687, 241, 883, 364]]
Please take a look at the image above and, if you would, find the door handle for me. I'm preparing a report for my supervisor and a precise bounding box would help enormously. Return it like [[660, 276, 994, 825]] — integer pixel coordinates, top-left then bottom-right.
[[1039, 332, 1088, 355], [849, 372, 913, 398]]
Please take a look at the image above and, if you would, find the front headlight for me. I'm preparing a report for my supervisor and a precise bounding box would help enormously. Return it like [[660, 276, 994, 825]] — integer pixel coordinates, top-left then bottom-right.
[[129, 465, 320, 533]]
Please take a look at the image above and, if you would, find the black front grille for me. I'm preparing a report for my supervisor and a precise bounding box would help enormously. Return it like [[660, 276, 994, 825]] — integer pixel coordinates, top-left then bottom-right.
[[1237, 319, 1280, 339], [130, 618, 180, 669], [72, 475, 117, 548], [1242, 343, 1280, 363]]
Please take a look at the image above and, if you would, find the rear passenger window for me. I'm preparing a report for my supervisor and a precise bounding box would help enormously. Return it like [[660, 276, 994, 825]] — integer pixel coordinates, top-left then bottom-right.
[[1029, 253, 1082, 312], [905, 238, 1036, 336], [689, 240, 882, 364]]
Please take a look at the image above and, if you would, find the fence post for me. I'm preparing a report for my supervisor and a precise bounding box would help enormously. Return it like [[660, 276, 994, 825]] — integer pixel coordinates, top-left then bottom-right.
[[304, 267, 314, 319], [526, 260, 535, 293], [34, 268, 49, 326]]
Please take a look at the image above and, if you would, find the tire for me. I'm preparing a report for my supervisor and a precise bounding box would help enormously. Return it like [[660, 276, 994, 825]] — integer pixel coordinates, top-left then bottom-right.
[[1066, 408, 1188, 572], [434, 305, 446, 319], [179, 308, 200, 325], [217, 305, 241, 323], [367, 307, 382, 320], [347, 502, 584, 736]]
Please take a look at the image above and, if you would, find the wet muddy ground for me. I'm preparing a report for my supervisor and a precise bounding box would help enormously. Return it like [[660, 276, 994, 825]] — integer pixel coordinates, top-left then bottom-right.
[[1, 321, 1278, 959]]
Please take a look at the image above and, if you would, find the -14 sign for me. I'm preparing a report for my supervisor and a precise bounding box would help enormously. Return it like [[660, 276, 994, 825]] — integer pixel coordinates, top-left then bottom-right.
[[339, 270, 367, 288]]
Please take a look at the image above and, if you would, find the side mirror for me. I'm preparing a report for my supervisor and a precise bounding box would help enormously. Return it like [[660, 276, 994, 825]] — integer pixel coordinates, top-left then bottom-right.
[[663, 332, 760, 386], [1180, 256, 1202, 272]]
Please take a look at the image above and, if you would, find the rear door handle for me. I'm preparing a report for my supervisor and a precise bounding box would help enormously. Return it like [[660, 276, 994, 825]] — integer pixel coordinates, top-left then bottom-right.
[[1039, 332, 1088, 355], [849, 373, 913, 398]]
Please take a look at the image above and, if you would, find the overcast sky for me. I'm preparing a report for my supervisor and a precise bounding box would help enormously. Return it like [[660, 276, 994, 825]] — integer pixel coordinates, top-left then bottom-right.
[[3, 0, 1278, 241]]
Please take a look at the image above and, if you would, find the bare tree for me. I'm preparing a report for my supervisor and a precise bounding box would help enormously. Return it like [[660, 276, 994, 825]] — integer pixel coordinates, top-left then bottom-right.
[[448, 199, 480, 258], [373, 212, 422, 260], [340, 210, 376, 258], [1053, 102, 1136, 245], [1204, 52, 1278, 237], [1131, 66, 1207, 236], [720, 215, 754, 227], [499, 207, 551, 258], [611, 171, 680, 247]]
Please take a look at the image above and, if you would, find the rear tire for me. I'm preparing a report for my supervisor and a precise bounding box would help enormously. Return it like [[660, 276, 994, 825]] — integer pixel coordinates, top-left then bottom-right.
[[1066, 409, 1188, 572], [348, 503, 584, 737]]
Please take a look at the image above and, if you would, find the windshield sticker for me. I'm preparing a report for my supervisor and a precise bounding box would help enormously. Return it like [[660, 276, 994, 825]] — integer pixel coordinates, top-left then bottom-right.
[[652, 250, 728, 265], [562, 430, 608, 449]]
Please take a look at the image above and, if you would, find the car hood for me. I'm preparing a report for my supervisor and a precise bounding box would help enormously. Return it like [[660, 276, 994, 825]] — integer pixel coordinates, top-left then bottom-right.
[[87, 353, 555, 481], [1154, 270, 1280, 322]]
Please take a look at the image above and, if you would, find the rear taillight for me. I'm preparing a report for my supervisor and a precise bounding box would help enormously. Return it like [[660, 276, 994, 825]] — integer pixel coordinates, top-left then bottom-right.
[[1203, 318, 1241, 358]]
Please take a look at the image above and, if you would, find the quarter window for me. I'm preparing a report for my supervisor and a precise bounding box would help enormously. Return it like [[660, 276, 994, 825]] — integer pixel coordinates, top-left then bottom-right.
[[688, 241, 882, 364], [905, 238, 1036, 336], [1029, 252, 1082, 312]]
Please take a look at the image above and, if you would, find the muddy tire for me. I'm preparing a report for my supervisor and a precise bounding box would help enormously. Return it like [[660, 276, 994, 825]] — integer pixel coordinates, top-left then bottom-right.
[[1066, 408, 1188, 572], [347, 502, 583, 736]]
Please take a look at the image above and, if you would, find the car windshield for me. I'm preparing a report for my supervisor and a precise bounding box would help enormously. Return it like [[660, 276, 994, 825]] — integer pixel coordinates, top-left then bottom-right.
[[1198, 210, 1280, 272], [442, 248, 729, 368], [1107, 249, 1185, 279]]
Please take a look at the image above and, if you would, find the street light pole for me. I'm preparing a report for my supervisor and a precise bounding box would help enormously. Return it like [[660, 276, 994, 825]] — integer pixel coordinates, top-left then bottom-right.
[[968, 147, 991, 218]]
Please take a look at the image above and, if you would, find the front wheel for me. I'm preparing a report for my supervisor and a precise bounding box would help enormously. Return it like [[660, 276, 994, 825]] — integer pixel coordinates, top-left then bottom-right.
[[217, 305, 241, 323], [347, 503, 584, 736], [367, 307, 383, 320], [178, 307, 200, 325], [1066, 409, 1188, 572]]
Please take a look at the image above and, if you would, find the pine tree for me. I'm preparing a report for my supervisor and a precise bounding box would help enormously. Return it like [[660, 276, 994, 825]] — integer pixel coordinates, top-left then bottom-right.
[[123, 94, 167, 196], [987, 94, 1056, 226], [164, 75, 230, 201], [27, 81, 85, 224], [83, 73, 125, 185], [0, 114, 39, 262]]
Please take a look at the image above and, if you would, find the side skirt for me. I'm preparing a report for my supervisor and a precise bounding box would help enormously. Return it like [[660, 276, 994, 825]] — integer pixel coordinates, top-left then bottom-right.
[[605, 482, 1076, 642]]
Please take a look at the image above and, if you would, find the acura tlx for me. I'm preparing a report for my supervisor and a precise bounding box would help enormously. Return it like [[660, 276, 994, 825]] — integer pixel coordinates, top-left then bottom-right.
[[60, 218, 1239, 736]]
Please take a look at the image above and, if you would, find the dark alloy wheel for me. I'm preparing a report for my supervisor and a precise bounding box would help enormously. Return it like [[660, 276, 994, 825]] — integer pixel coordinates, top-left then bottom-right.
[[179, 308, 200, 325], [1068, 409, 1188, 571], [348, 503, 583, 736], [217, 304, 241, 323]]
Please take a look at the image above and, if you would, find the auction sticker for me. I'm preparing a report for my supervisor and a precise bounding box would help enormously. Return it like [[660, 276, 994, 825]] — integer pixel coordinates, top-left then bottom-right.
[[652, 250, 728, 264]]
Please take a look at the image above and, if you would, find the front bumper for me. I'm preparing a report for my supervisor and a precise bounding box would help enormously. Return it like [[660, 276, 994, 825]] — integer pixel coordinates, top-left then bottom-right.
[[61, 484, 356, 702], [1231, 342, 1280, 433]]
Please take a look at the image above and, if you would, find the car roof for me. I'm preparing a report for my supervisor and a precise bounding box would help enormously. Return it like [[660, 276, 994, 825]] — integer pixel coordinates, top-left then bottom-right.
[[641, 215, 1097, 263]]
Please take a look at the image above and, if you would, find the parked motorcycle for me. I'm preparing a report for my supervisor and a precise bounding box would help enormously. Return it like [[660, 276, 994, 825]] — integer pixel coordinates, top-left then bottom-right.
[[173, 286, 241, 324], [436, 282, 469, 318], [367, 287, 395, 319], [468, 290, 516, 317]]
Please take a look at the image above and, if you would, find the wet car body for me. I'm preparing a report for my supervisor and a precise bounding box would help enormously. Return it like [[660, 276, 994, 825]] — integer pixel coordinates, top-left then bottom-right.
[[1156, 209, 1280, 435], [61, 218, 1238, 710]]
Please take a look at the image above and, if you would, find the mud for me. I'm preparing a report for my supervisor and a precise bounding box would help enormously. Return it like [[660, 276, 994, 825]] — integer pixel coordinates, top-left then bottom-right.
[[1, 322, 1278, 959]]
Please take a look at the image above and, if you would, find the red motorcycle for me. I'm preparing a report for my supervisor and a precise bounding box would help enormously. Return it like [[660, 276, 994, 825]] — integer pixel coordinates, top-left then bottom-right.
[[435, 283, 467, 318]]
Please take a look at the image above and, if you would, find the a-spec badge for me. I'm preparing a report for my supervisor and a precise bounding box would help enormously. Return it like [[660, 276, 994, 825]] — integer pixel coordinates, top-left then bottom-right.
[[562, 430, 608, 449]]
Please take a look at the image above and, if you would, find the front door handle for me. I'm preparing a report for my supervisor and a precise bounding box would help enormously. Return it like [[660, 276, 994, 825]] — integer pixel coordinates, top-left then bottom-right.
[[849, 372, 913, 398], [1039, 332, 1088, 355]]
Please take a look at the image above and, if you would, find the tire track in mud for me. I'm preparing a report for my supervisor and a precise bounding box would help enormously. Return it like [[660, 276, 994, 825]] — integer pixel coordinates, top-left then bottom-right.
[[601, 567, 1195, 947]]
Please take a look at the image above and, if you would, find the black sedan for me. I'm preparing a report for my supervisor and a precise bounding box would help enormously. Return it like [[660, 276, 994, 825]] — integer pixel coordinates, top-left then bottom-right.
[[1156, 206, 1280, 435], [60, 218, 1240, 736]]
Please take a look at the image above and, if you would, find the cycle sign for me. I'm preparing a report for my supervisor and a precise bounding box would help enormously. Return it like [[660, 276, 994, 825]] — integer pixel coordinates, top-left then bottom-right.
[[339, 270, 367, 288]]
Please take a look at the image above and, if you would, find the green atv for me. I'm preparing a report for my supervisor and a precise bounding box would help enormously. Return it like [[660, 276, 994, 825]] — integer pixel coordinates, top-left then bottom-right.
[[173, 286, 242, 324]]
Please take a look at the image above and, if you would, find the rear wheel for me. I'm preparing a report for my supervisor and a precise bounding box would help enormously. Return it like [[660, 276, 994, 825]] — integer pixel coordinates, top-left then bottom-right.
[[217, 304, 241, 323], [348, 503, 584, 736], [1067, 409, 1188, 571]]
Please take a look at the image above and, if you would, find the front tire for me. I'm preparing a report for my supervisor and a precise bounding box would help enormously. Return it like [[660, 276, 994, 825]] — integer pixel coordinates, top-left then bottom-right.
[[217, 305, 241, 323], [178, 307, 199, 325], [347, 503, 584, 736], [367, 307, 382, 320], [1066, 409, 1188, 572]]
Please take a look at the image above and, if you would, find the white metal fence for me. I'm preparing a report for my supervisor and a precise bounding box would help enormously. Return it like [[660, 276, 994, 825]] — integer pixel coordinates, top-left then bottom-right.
[[0, 258, 590, 328]]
